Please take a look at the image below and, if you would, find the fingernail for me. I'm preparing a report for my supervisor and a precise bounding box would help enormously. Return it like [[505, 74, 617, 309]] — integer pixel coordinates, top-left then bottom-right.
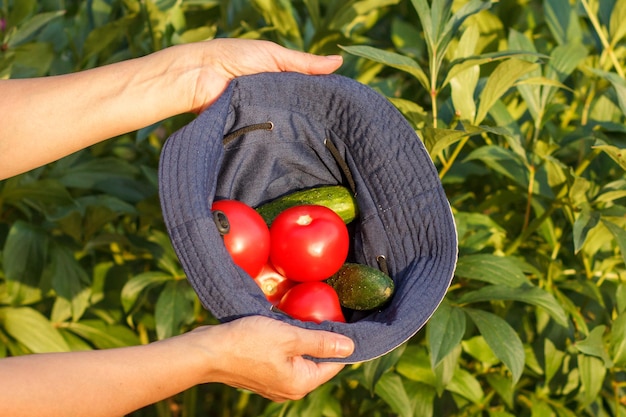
[[336, 338, 354, 357], [325, 55, 343, 61]]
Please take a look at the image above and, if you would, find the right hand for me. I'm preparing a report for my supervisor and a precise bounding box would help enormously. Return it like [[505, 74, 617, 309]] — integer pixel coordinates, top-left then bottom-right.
[[189, 316, 354, 402]]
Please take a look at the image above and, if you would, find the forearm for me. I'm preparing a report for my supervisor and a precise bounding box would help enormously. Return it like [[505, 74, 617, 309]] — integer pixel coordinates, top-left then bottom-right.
[[0, 45, 197, 180], [0, 334, 209, 417]]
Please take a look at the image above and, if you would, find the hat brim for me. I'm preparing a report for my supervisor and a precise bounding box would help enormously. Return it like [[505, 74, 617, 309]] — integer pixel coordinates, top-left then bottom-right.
[[159, 72, 458, 363]]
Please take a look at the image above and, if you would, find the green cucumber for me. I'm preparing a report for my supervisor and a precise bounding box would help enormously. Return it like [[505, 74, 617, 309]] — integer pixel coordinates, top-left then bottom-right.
[[326, 263, 394, 311], [255, 185, 358, 226]]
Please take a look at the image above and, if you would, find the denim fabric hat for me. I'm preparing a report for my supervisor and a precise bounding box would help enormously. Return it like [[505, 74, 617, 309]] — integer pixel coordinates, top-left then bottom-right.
[[158, 72, 458, 363]]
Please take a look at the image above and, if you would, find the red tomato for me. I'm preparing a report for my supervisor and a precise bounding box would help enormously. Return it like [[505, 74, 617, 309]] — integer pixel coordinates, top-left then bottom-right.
[[269, 205, 349, 282], [253, 263, 296, 305], [278, 281, 346, 323], [211, 199, 270, 278]]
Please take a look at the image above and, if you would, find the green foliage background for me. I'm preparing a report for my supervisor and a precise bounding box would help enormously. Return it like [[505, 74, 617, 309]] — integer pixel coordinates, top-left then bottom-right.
[[1, 0, 626, 416]]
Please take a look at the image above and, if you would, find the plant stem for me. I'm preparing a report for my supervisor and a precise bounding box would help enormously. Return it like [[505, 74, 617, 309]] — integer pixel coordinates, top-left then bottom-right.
[[580, 0, 625, 79], [522, 164, 536, 232], [439, 135, 469, 179]]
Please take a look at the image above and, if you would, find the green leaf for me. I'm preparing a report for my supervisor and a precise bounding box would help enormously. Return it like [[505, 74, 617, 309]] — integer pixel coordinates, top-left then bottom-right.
[[448, 24, 479, 122], [458, 285, 569, 327], [6, 10, 65, 47], [454, 254, 530, 287], [572, 207, 601, 253], [65, 320, 140, 349], [575, 325, 612, 367], [155, 280, 195, 340], [396, 345, 437, 386], [1, 178, 73, 214], [374, 373, 414, 417], [3, 220, 47, 287], [475, 59, 539, 124], [422, 127, 471, 158], [427, 299, 466, 368], [0, 307, 69, 353], [121, 271, 173, 313], [601, 219, 626, 265], [611, 311, 626, 366], [592, 139, 626, 170], [362, 343, 406, 393], [544, 0, 582, 45], [339, 45, 430, 90], [46, 245, 91, 322], [590, 69, 626, 117], [251, 0, 301, 46], [609, 0, 626, 47], [465, 308, 525, 384], [446, 366, 484, 404], [463, 145, 528, 187], [406, 381, 436, 417], [577, 354, 606, 407], [81, 14, 138, 63], [436, 0, 492, 59], [544, 338, 565, 386]]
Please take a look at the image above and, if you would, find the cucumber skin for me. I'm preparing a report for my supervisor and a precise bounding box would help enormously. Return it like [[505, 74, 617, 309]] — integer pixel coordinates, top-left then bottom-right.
[[255, 185, 358, 226], [327, 263, 394, 311]]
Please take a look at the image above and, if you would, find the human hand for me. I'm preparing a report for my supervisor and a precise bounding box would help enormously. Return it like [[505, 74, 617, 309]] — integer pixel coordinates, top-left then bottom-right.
[[186, 38, 344, 112], [189, 316, 354, 402]]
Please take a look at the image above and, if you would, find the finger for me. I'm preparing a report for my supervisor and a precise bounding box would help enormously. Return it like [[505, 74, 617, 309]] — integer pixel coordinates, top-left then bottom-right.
[[292, 328, 355, 359], [273, 46, 343, 75]]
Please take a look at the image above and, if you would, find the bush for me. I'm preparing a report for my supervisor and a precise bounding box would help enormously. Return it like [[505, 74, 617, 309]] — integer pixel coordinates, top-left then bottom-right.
[[1, 0, 625, 416]]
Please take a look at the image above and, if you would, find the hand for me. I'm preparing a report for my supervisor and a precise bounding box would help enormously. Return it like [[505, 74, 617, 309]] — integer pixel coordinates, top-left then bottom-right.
[[188, 38, 344, 112], [0, 39, 343, 179], [191, 316, 354, 402]]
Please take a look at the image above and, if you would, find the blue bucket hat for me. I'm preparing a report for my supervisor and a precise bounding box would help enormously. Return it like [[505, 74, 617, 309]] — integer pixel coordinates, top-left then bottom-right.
[[158, 72, 458, 363]]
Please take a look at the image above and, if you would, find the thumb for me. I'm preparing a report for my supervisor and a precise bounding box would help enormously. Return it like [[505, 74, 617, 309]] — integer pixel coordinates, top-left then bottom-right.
[[294, 328, 355, 360], [278, 50, 344, 75]]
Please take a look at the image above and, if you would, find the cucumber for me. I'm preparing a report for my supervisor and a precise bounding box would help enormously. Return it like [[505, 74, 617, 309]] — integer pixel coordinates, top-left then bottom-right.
[[326, 263, 394, 311], [255, 185, 358, 226]]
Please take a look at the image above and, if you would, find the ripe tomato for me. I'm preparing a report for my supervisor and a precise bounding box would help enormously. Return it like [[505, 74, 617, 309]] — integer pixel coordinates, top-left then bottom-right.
[[253, 263, 296, 305], [211, 199, 270, 278], [278, 281, 346, 323], [269, 205, 349, 282]]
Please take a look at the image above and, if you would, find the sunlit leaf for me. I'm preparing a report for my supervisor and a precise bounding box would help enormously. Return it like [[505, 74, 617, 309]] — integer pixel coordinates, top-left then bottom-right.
[[578, 354, 606, 407], [446, 366, 484, 403], [0, 307, 69, 353], [575, 325, 612, 367], [601, 219, 626, 265], [609, 0, 626, 47], [422, 127, 471, 158], [374, 373, 413, 417], [465, 308, 525, 384], [339, 45, 430, 90], [475, 59, 539, 124], [2, 220, 48, 305], [591, 69, 626, 117], [458, 285, 569, 327], [572, 207, 600, 253], [611, 311, 626, 366], [454, 254, 530, 287], [121, 271, 173, 313], [592, 139, 626, 170], [65, 320, 140, 349], [396, 345, 437, 386]]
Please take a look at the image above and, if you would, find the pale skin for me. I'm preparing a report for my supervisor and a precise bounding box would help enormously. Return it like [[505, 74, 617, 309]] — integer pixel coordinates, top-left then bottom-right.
[[0, 39, 355, 416]]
